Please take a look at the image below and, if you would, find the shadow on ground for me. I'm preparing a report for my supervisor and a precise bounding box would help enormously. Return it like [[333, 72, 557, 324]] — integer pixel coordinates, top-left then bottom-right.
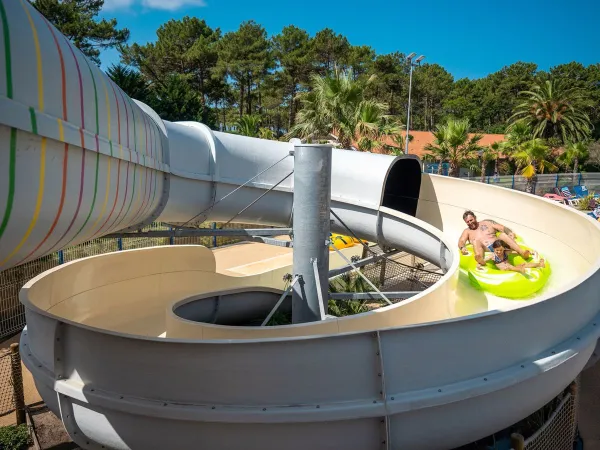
[[29, 403, 79, 450]]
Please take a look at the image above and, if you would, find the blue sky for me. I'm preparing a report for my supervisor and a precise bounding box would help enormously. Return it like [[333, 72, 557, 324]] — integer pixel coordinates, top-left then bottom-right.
[[100, 0, 600, 80]]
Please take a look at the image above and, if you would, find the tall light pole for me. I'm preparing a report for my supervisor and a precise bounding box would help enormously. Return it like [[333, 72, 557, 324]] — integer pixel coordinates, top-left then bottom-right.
[[405, 53, 425, 154]]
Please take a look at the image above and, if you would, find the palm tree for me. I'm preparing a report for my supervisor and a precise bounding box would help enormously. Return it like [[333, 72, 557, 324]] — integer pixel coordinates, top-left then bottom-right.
[[478, 146, 497, 183], [288, 70, 404, 150], [424, 119, 483, 177], [235, 115, 262, 137], [508, 79, 592, 144], [422, 136, 448, 175], [503, 122, 532, 153], [383, 133, 413, 155], [558, 141, 589, 182], [258, 127, 276, 140], [106, 64, 150, 102], [511, 138, 558, 193], [488, 141, 504, 177]]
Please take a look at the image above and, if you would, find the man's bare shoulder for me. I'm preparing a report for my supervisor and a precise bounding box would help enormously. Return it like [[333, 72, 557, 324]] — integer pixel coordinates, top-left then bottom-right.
[[463, 228, 476, 238]]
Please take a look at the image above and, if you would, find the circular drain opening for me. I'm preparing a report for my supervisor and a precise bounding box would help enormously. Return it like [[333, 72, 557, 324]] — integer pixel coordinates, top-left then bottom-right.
[[173, 287, 290, 326]]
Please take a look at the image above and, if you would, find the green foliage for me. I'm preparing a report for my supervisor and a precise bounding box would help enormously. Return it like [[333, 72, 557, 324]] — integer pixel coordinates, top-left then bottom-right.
[[31, 0, 129, 65], [558, 141, 589, 174], [272, 26, 314, 128], [508, 79, 592, 144], [0, 425, 31, 450], [578, 193, 597, 211], [412, 63, 454, 131], [106, 64, 152, 104], [150, 74, 216, 126], [328, 272, 377, 317], [217, 21, 273, 117], [424, 118, 483, 177], [289, 70, 404, 151], [511, 138, 557, 193], [265, 311, 292, 326], [234, 115, 262, 137], [311, 28, 350, 74], [36, 7, 600, 138], [585, 141, 600, 170]]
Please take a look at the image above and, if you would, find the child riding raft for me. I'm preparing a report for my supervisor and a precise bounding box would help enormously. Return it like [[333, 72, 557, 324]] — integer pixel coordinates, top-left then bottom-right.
[[484, 240, 546, 274]]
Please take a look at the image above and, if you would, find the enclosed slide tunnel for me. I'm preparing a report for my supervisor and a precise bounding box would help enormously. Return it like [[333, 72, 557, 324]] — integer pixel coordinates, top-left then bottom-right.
[[2, 1, 600, 449]]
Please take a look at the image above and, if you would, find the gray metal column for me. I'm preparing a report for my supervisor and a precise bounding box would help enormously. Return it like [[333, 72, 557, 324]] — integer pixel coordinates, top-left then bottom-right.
[[292, 144, 332, 323]]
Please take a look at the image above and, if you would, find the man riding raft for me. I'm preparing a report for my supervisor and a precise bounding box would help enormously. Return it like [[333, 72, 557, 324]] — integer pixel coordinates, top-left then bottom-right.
[[458, 210, 545, 274]]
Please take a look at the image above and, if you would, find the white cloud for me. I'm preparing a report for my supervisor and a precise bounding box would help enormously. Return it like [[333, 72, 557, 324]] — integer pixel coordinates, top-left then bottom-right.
[[142, 0, 206, 10], [102, 0, 135, 11], [103, 0, 206, 11]]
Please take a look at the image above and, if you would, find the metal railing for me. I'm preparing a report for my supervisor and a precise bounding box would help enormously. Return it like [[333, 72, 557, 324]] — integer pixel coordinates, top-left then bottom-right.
[[459, 173, 600, 196]]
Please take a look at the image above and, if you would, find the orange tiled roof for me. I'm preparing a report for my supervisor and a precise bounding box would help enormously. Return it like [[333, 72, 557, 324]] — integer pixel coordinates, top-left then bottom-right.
[[371, 130, 506, 158]]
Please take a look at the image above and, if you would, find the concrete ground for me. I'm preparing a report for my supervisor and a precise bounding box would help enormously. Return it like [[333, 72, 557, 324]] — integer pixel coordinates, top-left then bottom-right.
[[0, 333, 42, 427], [579, 361, 600, 449]]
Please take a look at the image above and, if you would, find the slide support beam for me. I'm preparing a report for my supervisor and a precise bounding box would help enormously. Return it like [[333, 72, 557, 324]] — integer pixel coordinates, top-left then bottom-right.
[[292, 144, 332, 323]]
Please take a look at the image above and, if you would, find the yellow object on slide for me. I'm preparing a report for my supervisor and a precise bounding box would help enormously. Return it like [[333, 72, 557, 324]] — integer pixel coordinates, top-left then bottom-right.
[[329, 234, 362, 250], [459, 239, 551, 299]]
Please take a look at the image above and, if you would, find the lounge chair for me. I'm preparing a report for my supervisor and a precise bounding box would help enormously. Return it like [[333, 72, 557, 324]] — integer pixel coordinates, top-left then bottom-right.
[[573, 185, 599, 199], [555, 186, 580, 206], [543, 193, 567, 204]]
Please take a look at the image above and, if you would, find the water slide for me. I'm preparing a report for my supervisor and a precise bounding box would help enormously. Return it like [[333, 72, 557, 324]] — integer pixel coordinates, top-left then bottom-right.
[[2, 2, 600, 449]]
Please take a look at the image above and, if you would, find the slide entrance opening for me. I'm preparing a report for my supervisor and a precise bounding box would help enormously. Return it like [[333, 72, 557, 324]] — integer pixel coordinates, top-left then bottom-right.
[[382, 156, 422, 216]]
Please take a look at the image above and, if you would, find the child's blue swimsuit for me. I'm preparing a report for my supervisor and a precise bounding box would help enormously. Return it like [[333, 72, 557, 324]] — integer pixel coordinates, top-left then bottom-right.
[[492, 250, 508, 264]]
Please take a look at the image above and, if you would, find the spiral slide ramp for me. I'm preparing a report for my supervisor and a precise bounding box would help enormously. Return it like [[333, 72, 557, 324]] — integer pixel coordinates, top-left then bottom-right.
[[2, 2, 600, 449]]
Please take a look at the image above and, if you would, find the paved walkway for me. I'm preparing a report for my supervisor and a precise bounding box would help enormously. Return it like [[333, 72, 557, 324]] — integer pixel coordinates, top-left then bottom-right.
[[0, 333, 42, 427], [579, 360, 600, 449]]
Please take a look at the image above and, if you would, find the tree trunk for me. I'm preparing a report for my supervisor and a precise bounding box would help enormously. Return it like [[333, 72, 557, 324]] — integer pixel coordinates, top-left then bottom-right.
[[573, 157, 579, 184], [430, 98, 434, 130], [257, 85, 262, 114], [450, 161, 460, 178], [198, 71, 206, 106], [222, 100, 226, 131], [288, 84, 296, 129], [480, 158, 486, 183], [437, 158, 443, 175], [247, 75, 253, 115], [239, 83, 244, 118], [494, 158, 499, 175], [424, 95, 428, 131], [525, 178, 535, 194]]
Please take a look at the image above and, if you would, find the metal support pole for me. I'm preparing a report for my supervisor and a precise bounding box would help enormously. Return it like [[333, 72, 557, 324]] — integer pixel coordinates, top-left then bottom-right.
[[261, 276, 299, 326], [292, 144, 332, 323], [212, 222, 217, 247], [405, 63, 414, 155]]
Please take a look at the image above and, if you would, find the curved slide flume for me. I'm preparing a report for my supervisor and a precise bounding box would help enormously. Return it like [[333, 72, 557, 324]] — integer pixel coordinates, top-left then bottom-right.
[[2, 2, 600, 449]]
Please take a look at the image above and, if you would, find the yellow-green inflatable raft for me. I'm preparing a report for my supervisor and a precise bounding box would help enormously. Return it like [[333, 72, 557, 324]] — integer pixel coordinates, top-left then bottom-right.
[[459, 238, 551, 299]]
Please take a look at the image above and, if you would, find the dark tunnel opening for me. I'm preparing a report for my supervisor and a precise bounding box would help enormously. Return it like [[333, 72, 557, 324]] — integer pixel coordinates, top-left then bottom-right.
[[382, 156, 422, 216]]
